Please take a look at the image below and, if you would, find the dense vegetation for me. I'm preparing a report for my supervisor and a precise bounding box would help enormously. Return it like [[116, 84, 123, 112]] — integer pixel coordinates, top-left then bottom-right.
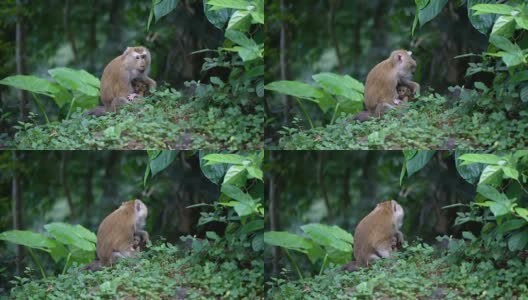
[[264, 150, 528, 298], [265, 1, 528, 149], [0, 150, 264, 299], [0, 0, 264, 149]]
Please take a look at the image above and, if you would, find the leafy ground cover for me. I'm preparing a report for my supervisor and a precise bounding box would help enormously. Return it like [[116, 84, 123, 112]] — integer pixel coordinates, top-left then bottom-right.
[[267, 241, 528, 299], [278, 92, 528, 150], [9, 237, 264, 299], [12, 85, 264, 150]]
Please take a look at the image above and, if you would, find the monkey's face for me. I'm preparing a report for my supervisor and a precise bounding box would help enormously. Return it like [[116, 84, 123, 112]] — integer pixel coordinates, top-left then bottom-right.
[[124, 47, 151, 78], [395, 52, 417, 80]]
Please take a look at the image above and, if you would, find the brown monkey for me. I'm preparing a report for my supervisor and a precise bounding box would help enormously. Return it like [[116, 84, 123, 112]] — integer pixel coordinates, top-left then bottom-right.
[[353, 200, 404, 267], [96, 199, 149, 266], [100, 46, 156, 112], [84, 78, 152, 117], [396, 85, 415, 103], [364, 50, 420, 117]]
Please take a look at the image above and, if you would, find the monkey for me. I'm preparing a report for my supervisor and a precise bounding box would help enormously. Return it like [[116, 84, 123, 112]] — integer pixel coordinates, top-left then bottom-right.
[[100, 46, 156, 112], [353, 200, 404, 267], [364, 50, 420, 117], [395, 85, 415, 104], [96, 199, 149, 267], [84, 46, 156, 117], [84, 75, 154, 117], [131, 78, 151, 97]]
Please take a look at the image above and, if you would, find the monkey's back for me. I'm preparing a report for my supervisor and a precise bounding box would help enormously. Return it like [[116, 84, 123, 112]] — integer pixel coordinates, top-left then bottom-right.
[[364, 59, 399, 113], [353, 205, 394, 266], [100, 55, 132, 109], [96, 205, 135, 265]]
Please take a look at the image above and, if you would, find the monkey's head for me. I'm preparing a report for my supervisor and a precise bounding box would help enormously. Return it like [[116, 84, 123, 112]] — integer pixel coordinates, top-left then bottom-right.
[[123, 46, 152, 78], [122, 199, 148, 228], [377, 200, 404, 229], [397, 86, 409, 96], [391, 50, 416, 80]]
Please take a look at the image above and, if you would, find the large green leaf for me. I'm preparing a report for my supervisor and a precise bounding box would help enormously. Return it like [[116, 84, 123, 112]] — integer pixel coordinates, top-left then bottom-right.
[[199, 151, 229, 185], [264, 231, 326, 262], [0, 75, 60, 96], [467, 0, 497, 35], [406, 151, 435, 177], [458, 153, 501, 165], [265, 81, 324, 101], [203, 153, 249, 165], [0, 230, 55, 252], [470, 3, 515, 16], [508, 229, 528, 251], [455, 151, 486, 184], [44, 223, 96, 251], [153, 0, 180, 22], [149, 150, 178, 177], [48, 68, 100, 96], [300, 223, 353, 253], [312, 73, 364, 101], [208, 0, 250, 10], [418, 0, 448, 27], [203, 0, 234, 30]]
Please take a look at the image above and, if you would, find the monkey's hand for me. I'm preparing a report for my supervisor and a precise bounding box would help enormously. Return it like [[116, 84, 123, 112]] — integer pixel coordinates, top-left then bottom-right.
[[393, 99, 402, 105], [127, 93, 139, 101]]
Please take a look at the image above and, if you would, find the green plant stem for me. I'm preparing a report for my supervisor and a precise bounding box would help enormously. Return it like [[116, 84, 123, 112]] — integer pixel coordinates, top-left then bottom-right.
[[285, 249, 303, 280], [295, 98, 314, 129], [30, 92, 50, 124], [27, 248, 47, 279], [319, 253, 328, 276], [62, 252, 72, 274], [330, 103, 341, 125], [66, 96, 77, 120]]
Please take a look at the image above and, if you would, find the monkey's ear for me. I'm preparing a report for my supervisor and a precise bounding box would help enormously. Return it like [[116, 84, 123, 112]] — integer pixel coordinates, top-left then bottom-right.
[[407, 51, 413, 56], [134, 200, 142, 212], [123, 47, 131, 55]]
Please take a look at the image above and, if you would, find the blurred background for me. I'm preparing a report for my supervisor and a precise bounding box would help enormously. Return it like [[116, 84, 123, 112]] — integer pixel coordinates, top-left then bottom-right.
[[0, 151, 222, 291], [265, 0, 489, 142], [265, 151, 478, 278]]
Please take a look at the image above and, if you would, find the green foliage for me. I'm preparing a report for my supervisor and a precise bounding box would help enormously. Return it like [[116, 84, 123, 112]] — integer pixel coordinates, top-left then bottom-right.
[[264, 223, 352, 278], [198, 152, 264, 252], [456, 151, 528, 251], [0, 67, 100, 123], [0, 223, 96, 277], [265, 72, 364, 127], [9, 238, 263, 299], [12, 85, 263, 149], [267, 240, 528, 299]]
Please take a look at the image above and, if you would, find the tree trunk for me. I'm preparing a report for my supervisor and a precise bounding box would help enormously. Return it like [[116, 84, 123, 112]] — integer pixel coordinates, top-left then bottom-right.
[[317, 152, 332, 219], [15, 0, 28, 120], [88, 0, 99, 72], [11, 151, 24, 276], [64, 0, 78, 63], [60, 152, 74, 216], [279, 0, 292, 125], [328, 0, 343, 71], [268, 152, 281, 278]]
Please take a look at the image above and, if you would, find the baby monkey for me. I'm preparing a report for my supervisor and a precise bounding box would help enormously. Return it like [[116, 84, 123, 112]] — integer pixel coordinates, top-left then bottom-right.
[[394, 85, 416, 105]]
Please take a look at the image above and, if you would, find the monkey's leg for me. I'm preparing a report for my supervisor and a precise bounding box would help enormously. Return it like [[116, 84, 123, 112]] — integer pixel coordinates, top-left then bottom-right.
[[110, 97, 130, 113], [374, 103, 396, 117]]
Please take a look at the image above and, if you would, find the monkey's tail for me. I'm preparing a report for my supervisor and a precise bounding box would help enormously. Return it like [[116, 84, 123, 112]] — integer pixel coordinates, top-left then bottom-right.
[[350, 111, 371, 122], [83, 106, 108, 117], [81, 260, 104, 272]]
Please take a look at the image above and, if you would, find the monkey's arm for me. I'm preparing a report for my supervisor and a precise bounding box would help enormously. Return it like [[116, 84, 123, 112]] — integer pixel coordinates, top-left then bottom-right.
[[134, 230, 149, 243], [143, 77, 157, 89], [399, 78, 420, 95]]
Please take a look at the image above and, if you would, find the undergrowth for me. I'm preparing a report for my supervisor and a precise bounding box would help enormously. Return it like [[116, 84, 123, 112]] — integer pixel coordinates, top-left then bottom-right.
[[12, 84, 264, 150], [266, 240, 528, 300], [278, 92, 528, 150], [9, 237, 264, 300]]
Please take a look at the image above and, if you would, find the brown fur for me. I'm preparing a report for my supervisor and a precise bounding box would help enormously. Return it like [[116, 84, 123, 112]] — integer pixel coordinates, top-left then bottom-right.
[[96, 199, 148, 266], [100, 46, 156, 112], [353, 200, 404, 267], [364, 50, 420, 117]]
